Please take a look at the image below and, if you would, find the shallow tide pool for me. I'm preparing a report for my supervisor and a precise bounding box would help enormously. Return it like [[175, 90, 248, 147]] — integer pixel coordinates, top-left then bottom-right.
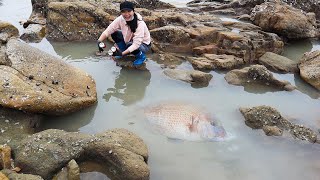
[[1, 0, 320, 180]]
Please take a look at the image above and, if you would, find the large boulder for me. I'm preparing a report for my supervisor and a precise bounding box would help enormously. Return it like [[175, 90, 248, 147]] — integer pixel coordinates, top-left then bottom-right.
[[3, 39, 97, 115], [251, 2, 318, 39], [14, 129, 149, 180], [46, 1, 110, 41], [298, 50, 320, 90]]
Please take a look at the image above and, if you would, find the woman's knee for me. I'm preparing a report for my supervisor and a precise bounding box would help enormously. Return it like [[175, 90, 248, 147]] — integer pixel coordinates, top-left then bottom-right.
[[111, 31, 124, 43]]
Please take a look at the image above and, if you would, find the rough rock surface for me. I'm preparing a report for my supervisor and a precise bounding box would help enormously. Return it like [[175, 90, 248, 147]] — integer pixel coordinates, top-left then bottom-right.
[[251, 2, 318, 39], [258, 52, 298, 73], [2, 39, 97, 115], [298, 50, 320, 90], [0, 21, 19, 43], [1, 169, 43, 180], [14, 129, 149, 180], [163, 69, 213, 87], [225, 64, 296, 91], [239, 105, 318, 143], [189, 53, 245, 70], [46, 1, 110, 41]]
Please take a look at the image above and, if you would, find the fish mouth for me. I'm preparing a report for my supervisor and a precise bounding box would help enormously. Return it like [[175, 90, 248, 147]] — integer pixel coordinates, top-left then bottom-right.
[[200, 124, 226, 141]]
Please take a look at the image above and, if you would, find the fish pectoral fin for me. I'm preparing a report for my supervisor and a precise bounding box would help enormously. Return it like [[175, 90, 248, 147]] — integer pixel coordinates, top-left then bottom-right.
[[187, 123, 198, 133]]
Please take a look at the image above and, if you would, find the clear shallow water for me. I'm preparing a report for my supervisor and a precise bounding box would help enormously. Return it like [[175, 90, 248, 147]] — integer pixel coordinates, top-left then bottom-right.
[[1, 1, 320, 180]]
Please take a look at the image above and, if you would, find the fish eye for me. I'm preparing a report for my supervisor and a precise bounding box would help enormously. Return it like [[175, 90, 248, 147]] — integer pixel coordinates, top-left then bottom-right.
[[210, 121, 216, 126]]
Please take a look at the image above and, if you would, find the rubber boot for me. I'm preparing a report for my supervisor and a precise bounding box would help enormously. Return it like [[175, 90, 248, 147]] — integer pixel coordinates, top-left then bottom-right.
[[133, 51, 146, 66], [114, 41, 127, 59]]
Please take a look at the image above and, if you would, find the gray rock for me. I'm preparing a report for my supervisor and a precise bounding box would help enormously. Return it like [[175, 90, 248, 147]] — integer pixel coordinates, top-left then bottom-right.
[[239, 105, 317, 143], [0, 107, 43, 150], [258, 52, 298, 73], [164, 69, 213, 87], [225, 64, 296, 91]]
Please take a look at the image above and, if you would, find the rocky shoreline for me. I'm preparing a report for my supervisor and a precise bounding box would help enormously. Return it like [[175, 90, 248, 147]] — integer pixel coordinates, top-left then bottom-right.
[[0, 0, 320, 179]]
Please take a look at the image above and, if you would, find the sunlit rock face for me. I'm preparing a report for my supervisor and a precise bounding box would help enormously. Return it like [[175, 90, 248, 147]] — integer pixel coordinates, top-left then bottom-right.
[[1, 39, 97, 115], [251, 2, 318, 39], [298, 50, 320, 91]]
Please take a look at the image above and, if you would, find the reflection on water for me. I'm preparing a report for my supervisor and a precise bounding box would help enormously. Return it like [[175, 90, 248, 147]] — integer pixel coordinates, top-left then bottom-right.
[[281, 39, 313, 61], [39, 104, 97, 132], [80, 161, 111, 180], [294, 73, 320, 99], [103, 68, 151, 106], [81, 172, 110, 180]]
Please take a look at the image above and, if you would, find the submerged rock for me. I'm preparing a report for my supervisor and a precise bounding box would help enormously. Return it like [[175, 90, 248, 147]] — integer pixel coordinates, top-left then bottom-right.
[[225, 64, 296, 91], [239, 105, 318, 143], [0, 107, 43, 150], [163, 69, 213, 87], [258, 52, 298, 73]]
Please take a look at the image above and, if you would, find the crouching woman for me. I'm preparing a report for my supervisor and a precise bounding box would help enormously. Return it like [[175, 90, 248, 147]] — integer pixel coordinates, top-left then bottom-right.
[[97, 1, 151, 66]]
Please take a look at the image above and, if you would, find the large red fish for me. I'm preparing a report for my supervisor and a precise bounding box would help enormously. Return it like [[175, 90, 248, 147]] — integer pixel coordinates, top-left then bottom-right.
[[144, 102, 226, 141]]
